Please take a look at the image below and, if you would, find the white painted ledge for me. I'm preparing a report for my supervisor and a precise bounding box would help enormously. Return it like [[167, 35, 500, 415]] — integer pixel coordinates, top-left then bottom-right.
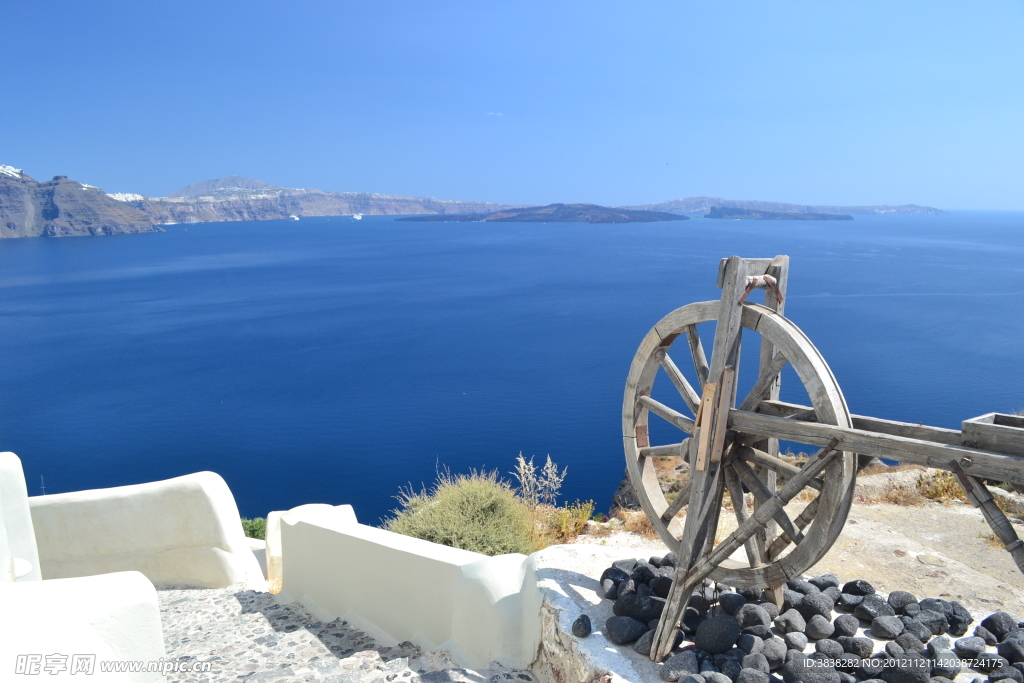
[[29, 472, 264, 589], [276, 508, 542, 671], [0, 570, 165, 682]]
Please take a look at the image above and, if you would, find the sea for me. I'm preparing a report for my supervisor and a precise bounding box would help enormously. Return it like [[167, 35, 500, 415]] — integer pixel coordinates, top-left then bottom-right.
[[0, 212, 1022, 524]]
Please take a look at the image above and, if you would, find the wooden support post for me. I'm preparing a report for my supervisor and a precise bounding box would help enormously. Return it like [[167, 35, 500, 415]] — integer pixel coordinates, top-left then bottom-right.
[[754, 256, 788, 602], [650, 256, 749, 662], [951, 464, 1024, 576]]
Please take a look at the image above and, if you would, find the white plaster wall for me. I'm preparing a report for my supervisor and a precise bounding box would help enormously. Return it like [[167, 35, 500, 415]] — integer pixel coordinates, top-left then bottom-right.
[[277, 512, 541, 671], [0, 452, 41, 581], [30, 472, 264, 589], [265, 503, 357, 591], [0, 571, 165, 682]]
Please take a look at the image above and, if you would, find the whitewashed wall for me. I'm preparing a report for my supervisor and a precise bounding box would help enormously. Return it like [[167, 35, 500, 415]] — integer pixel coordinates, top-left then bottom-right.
[[277, 507, 542, 670], [30, 471, 264, 589]]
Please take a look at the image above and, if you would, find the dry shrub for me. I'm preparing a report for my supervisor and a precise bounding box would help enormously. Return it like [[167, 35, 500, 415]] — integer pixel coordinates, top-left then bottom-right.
[[879, 485, 925, 507], [861, 461, 925, 476], [616, 509, 658, 538], [385, 468, 534, 556], [994, 494, 1024, 517], [917, 470, 966, 503], [538, 500, 595, 545]]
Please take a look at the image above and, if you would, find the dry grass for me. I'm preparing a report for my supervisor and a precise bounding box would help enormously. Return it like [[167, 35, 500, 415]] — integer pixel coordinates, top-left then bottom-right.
[[860, 461, 925, 476], [616, 509, 659, 538], [917, 470, 966, 503], [994, 494, 1024, 517], [979, 531, 1002, 548], [878, 486, 926, 507], [583, 520, 613, 537]]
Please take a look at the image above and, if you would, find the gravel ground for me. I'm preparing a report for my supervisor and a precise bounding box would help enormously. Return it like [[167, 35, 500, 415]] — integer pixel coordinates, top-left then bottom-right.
[[158, 585, 536, 683]]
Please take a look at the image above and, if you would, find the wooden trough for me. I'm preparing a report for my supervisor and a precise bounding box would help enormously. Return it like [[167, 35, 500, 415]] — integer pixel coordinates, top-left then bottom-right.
[[621, 256, 1024, 662]]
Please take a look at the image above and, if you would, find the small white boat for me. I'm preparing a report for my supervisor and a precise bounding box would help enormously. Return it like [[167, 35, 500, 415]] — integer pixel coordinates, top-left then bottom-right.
[[352, 213, 363, 220], [289, 215, 300, 221]]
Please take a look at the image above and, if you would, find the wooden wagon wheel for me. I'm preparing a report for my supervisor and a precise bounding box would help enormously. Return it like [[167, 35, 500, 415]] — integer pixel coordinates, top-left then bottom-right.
[[623, 300, 857, 590]]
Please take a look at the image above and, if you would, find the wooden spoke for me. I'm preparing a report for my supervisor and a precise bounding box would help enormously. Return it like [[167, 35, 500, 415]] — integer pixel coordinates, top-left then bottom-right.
[[735, 446, 823, 491], [638, 395, 696, 434], [639, 442, 686, 458], [730, 458, 805, 546], [738, 353, 789, 412], [661, 478, 692, 524], [766, 496, 819, 560], [724, 464, 763, 568], [657, 350, 701, 415], [685, 325, 710, 389]]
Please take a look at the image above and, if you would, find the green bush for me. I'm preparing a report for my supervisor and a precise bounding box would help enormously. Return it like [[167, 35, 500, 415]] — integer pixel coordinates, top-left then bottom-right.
[[241, 517, 267, 540], [384, 469, 534, 556]]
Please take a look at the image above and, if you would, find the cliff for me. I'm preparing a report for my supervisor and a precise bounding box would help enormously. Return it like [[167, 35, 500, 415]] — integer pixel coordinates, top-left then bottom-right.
[[134, 188, 517, 225], [705, 206, 853, 220], [398, 203, 689, 224], [0, 170, 519, 237], [0, 167, 155, 238], [625, 197, 946, 216]]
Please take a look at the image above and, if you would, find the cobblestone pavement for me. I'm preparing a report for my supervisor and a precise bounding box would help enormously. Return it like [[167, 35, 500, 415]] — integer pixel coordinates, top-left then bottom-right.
[[158, 585, 537, 683]]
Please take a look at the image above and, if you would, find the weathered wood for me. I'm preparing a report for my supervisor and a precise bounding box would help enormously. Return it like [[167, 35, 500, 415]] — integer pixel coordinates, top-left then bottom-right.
[[694, 382, 718, 471], [951, 467, 1024, 575], [962, 413, 1024, 457], [724, 464, 763, 568], [652, 440, 841, 662], [639, 442, 687, 458], [736, 445, 823, 491], [730, 458, 805, 546], [739, 354, 789, 413], [710, 367, 737, 464], [753, 257, 788, 590], [653, 257, 750, 662], [661, 478, 692, 524], [657, 350, 702, 416], [682, 442, 840, 586], [729, 408, 1024, 487], [638, 395, 696, 434], [623, 271, 855, 590], [686, 325, 710, 390], [756, 400, 963, 446]]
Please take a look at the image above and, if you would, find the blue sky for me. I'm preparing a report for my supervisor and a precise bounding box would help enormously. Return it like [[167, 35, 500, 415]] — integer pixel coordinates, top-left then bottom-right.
[[3, 1, 1023, 208]]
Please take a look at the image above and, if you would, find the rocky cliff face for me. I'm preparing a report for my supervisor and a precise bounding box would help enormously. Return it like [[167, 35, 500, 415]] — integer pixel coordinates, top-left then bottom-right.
[[0, 168, 155, 238], [133, 189, 516, 225]]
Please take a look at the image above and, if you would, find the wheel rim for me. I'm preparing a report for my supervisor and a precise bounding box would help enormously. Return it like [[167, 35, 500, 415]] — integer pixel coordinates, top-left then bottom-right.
[[622, 301, 855, 589]]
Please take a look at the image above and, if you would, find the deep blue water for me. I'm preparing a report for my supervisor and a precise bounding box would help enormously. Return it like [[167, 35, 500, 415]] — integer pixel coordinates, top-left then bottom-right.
[[1, 212, 1022, 524]]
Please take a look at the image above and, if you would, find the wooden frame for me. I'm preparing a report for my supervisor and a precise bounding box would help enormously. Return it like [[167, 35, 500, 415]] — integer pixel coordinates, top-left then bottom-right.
[[624, 256, 1024, 662]]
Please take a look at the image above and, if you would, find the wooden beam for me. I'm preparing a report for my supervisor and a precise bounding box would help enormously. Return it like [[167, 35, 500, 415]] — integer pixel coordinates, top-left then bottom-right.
[[729, 408, 1024, 487], [756, 400, 962, 446]]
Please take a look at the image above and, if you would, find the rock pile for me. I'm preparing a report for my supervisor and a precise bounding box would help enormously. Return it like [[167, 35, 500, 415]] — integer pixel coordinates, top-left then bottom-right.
[[589, 556, 1024, 683]]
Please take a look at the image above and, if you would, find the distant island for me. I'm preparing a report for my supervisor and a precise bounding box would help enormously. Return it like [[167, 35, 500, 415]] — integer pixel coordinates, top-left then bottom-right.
[[705, 206, 853, 221], [398, 203, 688, 224], [0, 165, 946, 238], [626, 197, 946, 216]]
